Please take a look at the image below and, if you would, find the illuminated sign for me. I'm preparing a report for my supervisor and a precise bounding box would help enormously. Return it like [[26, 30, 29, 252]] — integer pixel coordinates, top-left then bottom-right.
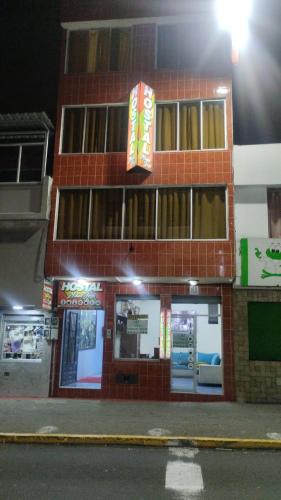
[[127, 81, 155, 172], [165, 310, 172, 359], [160, 309, 165, 359], [42, 280, 53, 311], [57, 281, 104, 308]]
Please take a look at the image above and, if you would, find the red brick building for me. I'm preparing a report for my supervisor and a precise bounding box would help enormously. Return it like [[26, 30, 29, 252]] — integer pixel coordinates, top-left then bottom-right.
[[46, 0, 235, 401]]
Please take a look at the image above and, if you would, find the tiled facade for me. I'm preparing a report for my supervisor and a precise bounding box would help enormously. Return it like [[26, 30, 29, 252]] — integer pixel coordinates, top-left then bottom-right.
[[46, 1, 235, 401]]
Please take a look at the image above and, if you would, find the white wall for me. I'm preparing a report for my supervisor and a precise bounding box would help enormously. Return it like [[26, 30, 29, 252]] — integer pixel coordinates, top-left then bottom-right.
[[234, 144, 281, 185], [77, 310, 104, 378]]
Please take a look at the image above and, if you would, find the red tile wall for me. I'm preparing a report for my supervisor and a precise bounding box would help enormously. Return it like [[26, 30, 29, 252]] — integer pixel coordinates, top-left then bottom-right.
[[53, 283, 235, 401]]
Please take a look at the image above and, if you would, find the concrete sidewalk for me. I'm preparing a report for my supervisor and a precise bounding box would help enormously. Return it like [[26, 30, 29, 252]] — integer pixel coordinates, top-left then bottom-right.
[[0, 398, 280, 448]]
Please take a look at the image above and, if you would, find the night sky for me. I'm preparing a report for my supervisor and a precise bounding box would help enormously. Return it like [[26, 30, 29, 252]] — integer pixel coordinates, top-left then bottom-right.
[[1, 0, 281, 145]]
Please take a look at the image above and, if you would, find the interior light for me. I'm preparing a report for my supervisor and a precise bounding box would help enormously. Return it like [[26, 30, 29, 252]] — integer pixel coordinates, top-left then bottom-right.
[[216, 86, 229, 95], [132, 279, 142, 286], [13, 305, 23, 310], [77, 279, 88, 285], [188, 280, 198, 286]]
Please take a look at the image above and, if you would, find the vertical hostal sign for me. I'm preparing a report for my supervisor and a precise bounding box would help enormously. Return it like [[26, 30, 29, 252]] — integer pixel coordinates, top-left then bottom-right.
[[127, 81, 155, 172]]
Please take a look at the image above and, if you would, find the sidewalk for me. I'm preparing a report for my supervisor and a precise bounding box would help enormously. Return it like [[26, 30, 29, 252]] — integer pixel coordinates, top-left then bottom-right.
[[0, 398, 280, 448]]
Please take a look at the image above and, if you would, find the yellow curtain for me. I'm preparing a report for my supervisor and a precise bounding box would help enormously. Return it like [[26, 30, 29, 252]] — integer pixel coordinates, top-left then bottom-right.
[[156, 104, 177, 151], [192, 187, 226, 239], [91, 189, 123, 239], [57, 191, 89, 239], [158, 188, 190, 239], [107, 106, 128, 152], [68, 31, 87, 73], [125, 189, 155, 239], [87, 31, 98, 72], [203, 103, 225, 149], [268, 189, 281, 237], [85, 108, 106, 153], [62, 108, 84, 153], [116, 28, 130, 70], [180, 103, 200, 150]]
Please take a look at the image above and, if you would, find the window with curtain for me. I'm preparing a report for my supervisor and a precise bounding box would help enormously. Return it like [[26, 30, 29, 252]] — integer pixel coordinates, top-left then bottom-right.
[[110, 28, 131, 71], [158, 187, 190, 239], [192, 187, 226, 239], [62, 108, 84, 153], [156, 104, 177, 151], [180, 103, 200, 150], [90, 189, 123, 239], [67, 28, 131, 73], [268, 188, 281, 237], [124, 189, 156, 239], [84, 108, 106, 153], [107, 106, 128, 152], [57, 190, 90, 239], [202, 101, 225, 149]]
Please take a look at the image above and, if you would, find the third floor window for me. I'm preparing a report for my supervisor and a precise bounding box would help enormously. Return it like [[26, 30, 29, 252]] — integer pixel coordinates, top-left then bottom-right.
[[67, 28, 131, 73]]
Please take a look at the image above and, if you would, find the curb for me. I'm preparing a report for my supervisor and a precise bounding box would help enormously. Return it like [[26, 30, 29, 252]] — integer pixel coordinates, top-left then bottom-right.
[[1, 433, 281, 449]]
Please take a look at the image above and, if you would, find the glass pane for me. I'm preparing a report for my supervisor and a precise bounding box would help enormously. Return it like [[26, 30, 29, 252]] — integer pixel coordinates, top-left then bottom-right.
[[180, 102, 200, 150], [267, 188, 281, 238], [90, 189, 123, 239], [157, 25, 178, 69], [2, 317, 45, 361], [62, 108, 84, 153], [67, 31, 88, 73], [20, 145, 44, 182], [124, 189, 156, 239], [192, 187, 226, 239], [115, 298, 160, 359], [156, 104, 177, 151], [84, 108, 106, 153], [106, 106, 128, 152], [158, 187, 190, 239], [110, 28, 131, 71], [57, 190, 90, 239], [203, 101, 225, 149], [0, 147, 19, 182]]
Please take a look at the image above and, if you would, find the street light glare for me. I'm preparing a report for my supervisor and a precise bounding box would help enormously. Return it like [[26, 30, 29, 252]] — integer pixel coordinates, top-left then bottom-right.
[[216, 0, 252, 50]]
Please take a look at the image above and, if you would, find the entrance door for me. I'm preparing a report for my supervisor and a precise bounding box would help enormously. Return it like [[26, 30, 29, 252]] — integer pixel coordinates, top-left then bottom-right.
[[171, 311, 197, 393], [60, 309, 104, 390]]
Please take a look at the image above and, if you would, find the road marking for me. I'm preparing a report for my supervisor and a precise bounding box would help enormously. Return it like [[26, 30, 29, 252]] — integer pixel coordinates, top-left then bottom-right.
[[169, 447, 199, 459], [36, 426, 58, 434], [148, 428, 171, 436], [266, 433, 281, 440], [165, 461, 204, 495]]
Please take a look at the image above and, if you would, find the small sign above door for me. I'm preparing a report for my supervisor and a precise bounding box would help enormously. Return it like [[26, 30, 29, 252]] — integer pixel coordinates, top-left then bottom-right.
[[57, 281, 105, 309]]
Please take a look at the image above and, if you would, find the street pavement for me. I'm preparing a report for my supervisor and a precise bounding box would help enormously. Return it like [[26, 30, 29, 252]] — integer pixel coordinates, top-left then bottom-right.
[[0, 398, 280, 445]]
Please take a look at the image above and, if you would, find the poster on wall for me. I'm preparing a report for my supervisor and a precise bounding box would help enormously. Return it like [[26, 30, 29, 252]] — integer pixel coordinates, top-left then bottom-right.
[[57, 281, 105, 308], [127, 314, 148, 335], [42, 279, 53, 310], [127, 81, 155, 172], [241, 238, 281, 286]]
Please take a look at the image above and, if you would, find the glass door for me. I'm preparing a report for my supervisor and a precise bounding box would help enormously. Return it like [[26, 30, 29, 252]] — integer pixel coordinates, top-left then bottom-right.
[[60, 309, 104, 390], [170, 311, 197, 393]]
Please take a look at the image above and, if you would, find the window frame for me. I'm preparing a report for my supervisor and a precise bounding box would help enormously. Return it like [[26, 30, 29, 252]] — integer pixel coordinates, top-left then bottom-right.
[[54, 185, 228, 242], [65, 27, 133, 75], [155, 98, 227, 152], [60, 103, 129, 155]]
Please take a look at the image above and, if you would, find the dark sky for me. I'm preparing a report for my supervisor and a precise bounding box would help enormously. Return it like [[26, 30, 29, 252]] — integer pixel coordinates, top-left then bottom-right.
[[1, 0, 281, 145]]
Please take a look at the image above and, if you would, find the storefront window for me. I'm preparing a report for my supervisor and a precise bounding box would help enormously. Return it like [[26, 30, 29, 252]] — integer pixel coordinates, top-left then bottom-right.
[[1, 315, 45, 361], [115, 297, 160, 359]]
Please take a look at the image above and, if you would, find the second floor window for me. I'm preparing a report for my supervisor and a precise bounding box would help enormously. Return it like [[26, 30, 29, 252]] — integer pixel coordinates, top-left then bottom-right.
[[56, 186, 227, 240], [0, 144, 44, 183], [67, 28, 131, 73], [156, 100, 225, 151], [61, 106, 128, 154], [268, 188, 281, 238]]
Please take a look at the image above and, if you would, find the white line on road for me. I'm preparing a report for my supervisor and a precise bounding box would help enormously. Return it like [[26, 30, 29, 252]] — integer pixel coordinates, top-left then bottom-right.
[[169, 447, 199, 459], [266, 432, 281, 440], [165, 461, 204, 496], [36, 426, 58, 434]]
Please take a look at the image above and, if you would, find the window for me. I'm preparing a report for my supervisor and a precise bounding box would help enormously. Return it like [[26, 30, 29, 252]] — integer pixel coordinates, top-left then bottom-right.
[[115, 297, 161, 360], [0, 144, 44, 183], [61, 106, 128, 154], [2, 315, 45, 361], [67, 28, 131, 73], [268, 188, 281, 237], [56, 186, 226, 240], [156, 100, 226, 151], [157, 23, 231, 73]]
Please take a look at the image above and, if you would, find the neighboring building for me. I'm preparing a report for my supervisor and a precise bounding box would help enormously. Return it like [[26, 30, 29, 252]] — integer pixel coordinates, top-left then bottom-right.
[[0, 112, 54, 397], [233, 144, 281, 403], [45, 1, 235, 401]]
